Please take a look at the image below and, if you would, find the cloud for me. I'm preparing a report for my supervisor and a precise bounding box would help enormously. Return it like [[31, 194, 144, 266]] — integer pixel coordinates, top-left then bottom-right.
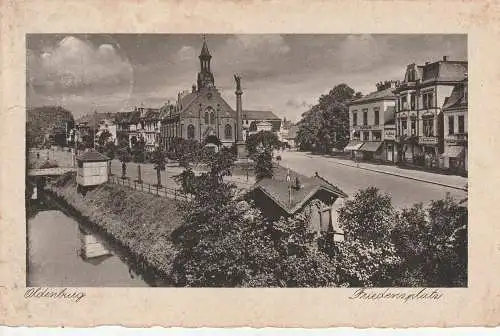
[[176, 45, 196, 61], [285, 98, 312, 109], [28, 36, 133, 94]]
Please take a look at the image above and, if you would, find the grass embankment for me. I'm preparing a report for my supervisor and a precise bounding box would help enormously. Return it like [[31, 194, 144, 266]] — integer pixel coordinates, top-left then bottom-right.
[[48, 173, 183, 281]]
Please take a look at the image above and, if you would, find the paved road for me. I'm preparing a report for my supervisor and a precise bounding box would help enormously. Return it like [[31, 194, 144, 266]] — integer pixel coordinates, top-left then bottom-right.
[[279, 151, 467, 209]]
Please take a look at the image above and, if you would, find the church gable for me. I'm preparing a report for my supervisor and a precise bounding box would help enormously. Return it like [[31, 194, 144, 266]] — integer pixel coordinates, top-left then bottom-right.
[[180, 89, 236, 120]]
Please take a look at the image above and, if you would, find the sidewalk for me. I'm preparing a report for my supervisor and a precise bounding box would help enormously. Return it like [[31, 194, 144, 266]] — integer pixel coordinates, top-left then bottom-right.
[[307, 155, 467, 191]]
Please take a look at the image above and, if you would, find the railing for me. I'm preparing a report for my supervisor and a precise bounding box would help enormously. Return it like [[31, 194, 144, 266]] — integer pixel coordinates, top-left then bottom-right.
[[108, 175, 193, 202]]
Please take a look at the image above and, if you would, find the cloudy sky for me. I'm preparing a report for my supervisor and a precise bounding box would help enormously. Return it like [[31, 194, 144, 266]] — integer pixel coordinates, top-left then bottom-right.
[[27, 34, 467, 122]]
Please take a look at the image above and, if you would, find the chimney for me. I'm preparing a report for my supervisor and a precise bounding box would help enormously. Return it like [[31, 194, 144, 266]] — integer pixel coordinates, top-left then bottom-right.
[[443, 56, 448, 61]]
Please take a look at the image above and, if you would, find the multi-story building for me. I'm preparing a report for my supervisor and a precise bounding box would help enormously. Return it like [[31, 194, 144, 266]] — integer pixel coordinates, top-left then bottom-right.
[[242, 110, 282, 140], [115, 107, 162, 152], [345, 81, 398, 162], [393, 57, 468, 168], [442, 76, 468, 173]]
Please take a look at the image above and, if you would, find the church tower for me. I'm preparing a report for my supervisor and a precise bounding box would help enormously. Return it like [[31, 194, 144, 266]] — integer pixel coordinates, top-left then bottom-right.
[[197, 36, 215, 90]]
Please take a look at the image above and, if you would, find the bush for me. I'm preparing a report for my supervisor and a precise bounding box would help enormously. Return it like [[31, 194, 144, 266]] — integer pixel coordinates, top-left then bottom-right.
[[392, 195, 467, 287], [336, 187, 400, 286]]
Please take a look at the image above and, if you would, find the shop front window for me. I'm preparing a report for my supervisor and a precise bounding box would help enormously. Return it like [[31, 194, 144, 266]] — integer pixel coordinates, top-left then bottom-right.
[[372, 131, 382, 141], [363, 131, 369, 141]]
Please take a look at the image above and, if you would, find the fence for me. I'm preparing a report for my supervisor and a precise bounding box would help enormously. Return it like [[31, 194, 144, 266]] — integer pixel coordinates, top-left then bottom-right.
[[108, 175, 193, 202]]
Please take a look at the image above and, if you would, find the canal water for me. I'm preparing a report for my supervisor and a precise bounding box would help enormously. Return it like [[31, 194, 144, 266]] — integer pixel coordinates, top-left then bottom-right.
[[27, 197, 150, 287]]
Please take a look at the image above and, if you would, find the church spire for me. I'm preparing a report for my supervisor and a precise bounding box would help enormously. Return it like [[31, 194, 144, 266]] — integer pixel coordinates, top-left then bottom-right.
[[200, 35, 211, 59], [197, 35, 215, 90]]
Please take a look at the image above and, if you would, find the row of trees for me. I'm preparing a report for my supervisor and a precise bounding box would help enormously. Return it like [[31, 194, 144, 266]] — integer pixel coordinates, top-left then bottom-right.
[[169, 149, 467, 287], [295, 84, 362, 153]]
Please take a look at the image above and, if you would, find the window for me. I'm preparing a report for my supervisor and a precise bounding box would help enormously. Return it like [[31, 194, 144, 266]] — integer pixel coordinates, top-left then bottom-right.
[[374, 108, 380, 125], [410, 117, 416, 136], [458, 115, 465, 134], [363, 131, 369, 141], [401, 96, 407, 110], [423, 116, 434, 137], [448, 116, 455, 135], [204, 111, 209, 124], [372, 131, 382, 141], [352, 112, 357, 126], [401, 118, 408, 135], [410, 93, 416, 110], [210, 111, 215, 124], [224, 124, 232, 139], [363, 109, 368, 126], [187, 124, 195, 139]]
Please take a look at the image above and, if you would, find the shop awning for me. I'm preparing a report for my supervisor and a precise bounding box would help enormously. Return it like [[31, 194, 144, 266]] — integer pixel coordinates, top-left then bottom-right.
[[443, 146, 464, 158], [360, 141, 383, 152], [344, 141, 364, 151]]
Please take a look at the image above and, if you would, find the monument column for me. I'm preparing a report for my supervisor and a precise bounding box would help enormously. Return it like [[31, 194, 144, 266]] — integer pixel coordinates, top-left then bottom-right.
[[234, 74, 246, 160]]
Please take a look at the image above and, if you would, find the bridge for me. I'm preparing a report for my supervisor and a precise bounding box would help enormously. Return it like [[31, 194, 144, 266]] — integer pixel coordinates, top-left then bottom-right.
[[28, 167, 76, 176]]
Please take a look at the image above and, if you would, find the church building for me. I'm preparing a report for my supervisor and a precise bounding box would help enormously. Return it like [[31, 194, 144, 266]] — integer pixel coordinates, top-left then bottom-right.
[[160, 37, 277, 150], [160, 38, 239, 149]]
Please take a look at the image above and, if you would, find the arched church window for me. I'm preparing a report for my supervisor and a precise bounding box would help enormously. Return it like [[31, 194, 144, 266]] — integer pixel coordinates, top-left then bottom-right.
[[210, 111, 215, 124], [187, 124, 195, 139], [224, 124, 232, 139], [204, 111, 209, 124]]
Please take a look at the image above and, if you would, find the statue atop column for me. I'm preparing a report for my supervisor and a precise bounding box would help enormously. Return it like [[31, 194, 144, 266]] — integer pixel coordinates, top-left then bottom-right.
[[234, 74, 242, 93]]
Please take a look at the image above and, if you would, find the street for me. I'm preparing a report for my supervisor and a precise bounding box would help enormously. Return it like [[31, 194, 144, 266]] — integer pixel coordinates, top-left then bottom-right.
[[279, 151, 467, 209]]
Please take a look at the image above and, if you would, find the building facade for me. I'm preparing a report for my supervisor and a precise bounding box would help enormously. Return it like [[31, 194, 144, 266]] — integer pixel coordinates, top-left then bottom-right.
[[345, 81, 398, 162], [242, 110, 282, 140], [442, 77, 468, 174], [393, 57, 468, 168]]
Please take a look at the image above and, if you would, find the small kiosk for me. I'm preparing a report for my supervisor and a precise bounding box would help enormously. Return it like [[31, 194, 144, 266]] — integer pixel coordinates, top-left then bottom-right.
[[76, 150, 110, 188]]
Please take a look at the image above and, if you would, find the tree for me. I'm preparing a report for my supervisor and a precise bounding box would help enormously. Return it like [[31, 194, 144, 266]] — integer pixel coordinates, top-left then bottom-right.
[[151, 147, 166, 187], [254, 150, 274, 181], [171, 149, 338, 287], [168, 138, 202, 168], [336, 187, 400, 286], [392, 195, 467, 287], [118, 147, 131, 179], [296, 84, 357, 152], [132, 135, 146, 163], [270, 214, 339, 287], [97, 129, 113, 150], [246, 131, 280, 157], [103, 141, 116, 160]]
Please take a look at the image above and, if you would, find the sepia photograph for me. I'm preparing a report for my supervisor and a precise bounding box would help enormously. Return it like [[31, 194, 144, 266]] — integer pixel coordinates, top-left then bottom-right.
[[25, 33, 468, 288]]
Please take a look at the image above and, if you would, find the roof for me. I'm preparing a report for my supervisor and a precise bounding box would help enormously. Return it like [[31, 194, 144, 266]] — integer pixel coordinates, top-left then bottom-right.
[[75, 112, 118, 128], [242, 110, 280, 120], [249, 120, 281, 132], [421, 61, 468, 84], [250, 175, 348, 215], [349, 87, 397, 105], [443, 80, 468, 111], [77, 150, 110, 162]]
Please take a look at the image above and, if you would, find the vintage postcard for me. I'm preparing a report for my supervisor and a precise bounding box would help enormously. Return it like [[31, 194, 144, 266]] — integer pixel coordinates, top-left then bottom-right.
[[1, 0, 500, 328]]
